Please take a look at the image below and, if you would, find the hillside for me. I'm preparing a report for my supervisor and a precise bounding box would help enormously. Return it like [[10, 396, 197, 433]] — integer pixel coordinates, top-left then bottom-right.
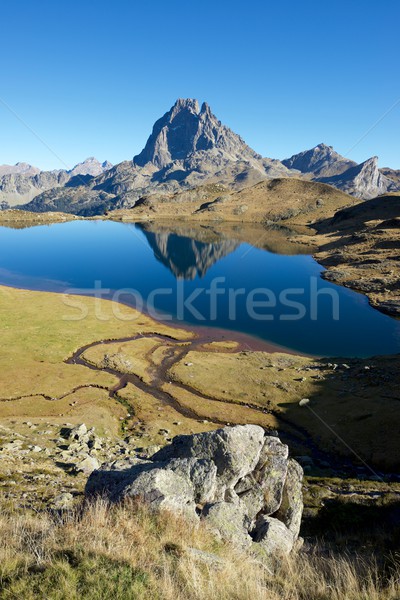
[[311, 193, 400, 317], [109, 177, 358, 225]]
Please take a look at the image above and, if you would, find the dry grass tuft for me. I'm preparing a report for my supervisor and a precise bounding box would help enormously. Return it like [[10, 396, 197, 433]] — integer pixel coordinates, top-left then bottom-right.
[[0, 499, 398, 599]]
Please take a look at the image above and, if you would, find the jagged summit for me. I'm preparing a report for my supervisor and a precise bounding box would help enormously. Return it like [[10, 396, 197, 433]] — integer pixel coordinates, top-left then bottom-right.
[[282, 144, 356, 178], [134, 98, 262, 169], [69, 157, 112, 177], [317, 156, 397, 199]]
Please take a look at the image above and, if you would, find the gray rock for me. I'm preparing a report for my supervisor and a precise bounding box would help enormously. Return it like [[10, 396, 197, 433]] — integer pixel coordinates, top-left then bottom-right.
[[74, 455, 100, 475], [153, 424, 265, 496], [203, 500, 252, 549], [186, 547, 226, 569], [275, 459, 303, 538], [69, 423, 87, 440], [120, 468, 197, 520], [85, 425, 304, 557], [234, 482, 265, 520], [51, 492, 74, 510], [85, 457, 153, 497], [165, 457, 217, 504], [253, 515, 294, 556], [235, 436, 288, 516]]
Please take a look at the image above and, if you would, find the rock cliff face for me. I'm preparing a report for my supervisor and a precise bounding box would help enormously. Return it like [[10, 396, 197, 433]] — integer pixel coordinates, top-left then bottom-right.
[[134, 98, 264, 169], [86, 425, 304, 558], [317, 156, 398, 200]]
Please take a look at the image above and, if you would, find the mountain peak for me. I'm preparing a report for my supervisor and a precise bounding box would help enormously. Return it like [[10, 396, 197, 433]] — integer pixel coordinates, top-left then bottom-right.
[[69, 157, 112, 177], [282, 144, 356, 178], [170, 97, 200, 116], [133, 98, 261, 169], [0, 162, 40, 177]]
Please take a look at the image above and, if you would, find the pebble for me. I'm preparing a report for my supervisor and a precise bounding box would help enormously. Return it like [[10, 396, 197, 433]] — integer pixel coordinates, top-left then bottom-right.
[[299, 398, 310, 407]]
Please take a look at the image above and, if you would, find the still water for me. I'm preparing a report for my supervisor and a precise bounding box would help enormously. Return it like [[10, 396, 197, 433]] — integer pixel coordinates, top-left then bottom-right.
[[0, 220, 399, 357]]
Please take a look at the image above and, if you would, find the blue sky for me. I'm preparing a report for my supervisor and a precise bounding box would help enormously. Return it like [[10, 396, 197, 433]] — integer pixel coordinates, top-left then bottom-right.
[[1, 0, 399, 170]]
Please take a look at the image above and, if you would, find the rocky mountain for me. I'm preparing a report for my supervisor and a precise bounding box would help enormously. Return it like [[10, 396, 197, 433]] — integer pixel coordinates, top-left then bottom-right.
[[0, 158, 112, 209], [134, 98, 264, 169], [20, 99, 293, 216], [282, 143, 357, 178], [283, 145, 400, 199], [317, 156, 398, 200], [69, 157, 113, 177], [5, 98, 400, 215]]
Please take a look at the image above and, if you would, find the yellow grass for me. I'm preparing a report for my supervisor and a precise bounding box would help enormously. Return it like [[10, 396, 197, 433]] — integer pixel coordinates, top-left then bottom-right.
[[0, 285, 191, 433], [0, 499, 398, 600]]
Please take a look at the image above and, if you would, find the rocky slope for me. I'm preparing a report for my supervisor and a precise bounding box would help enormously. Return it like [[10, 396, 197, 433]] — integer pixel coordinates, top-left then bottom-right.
[[317, 156, 398, 200], [108, 178, 358, 225], [282, 143, 357, 178], [0, 157, 112, 208]]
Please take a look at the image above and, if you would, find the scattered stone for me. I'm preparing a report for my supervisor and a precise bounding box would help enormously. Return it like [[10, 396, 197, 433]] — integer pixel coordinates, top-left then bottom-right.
[[74, 455, 100, 475]]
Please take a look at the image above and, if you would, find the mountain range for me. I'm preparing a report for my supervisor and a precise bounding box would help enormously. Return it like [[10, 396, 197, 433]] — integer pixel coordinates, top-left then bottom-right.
[[0, 158, 112, 209], [1, 99, 399, 215]]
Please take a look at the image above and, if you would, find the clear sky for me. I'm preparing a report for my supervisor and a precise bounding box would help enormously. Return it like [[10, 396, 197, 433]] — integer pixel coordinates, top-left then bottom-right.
[[1, 0, 399, 171]]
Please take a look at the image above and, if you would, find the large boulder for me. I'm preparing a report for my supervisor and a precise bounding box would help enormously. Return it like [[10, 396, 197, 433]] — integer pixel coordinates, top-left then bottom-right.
[[152, 424, 265, 497], [86, 425, 304, 558]]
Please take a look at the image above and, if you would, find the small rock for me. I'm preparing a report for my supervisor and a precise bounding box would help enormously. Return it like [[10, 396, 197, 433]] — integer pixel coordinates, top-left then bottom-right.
[[299, 398, 310, 407]]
